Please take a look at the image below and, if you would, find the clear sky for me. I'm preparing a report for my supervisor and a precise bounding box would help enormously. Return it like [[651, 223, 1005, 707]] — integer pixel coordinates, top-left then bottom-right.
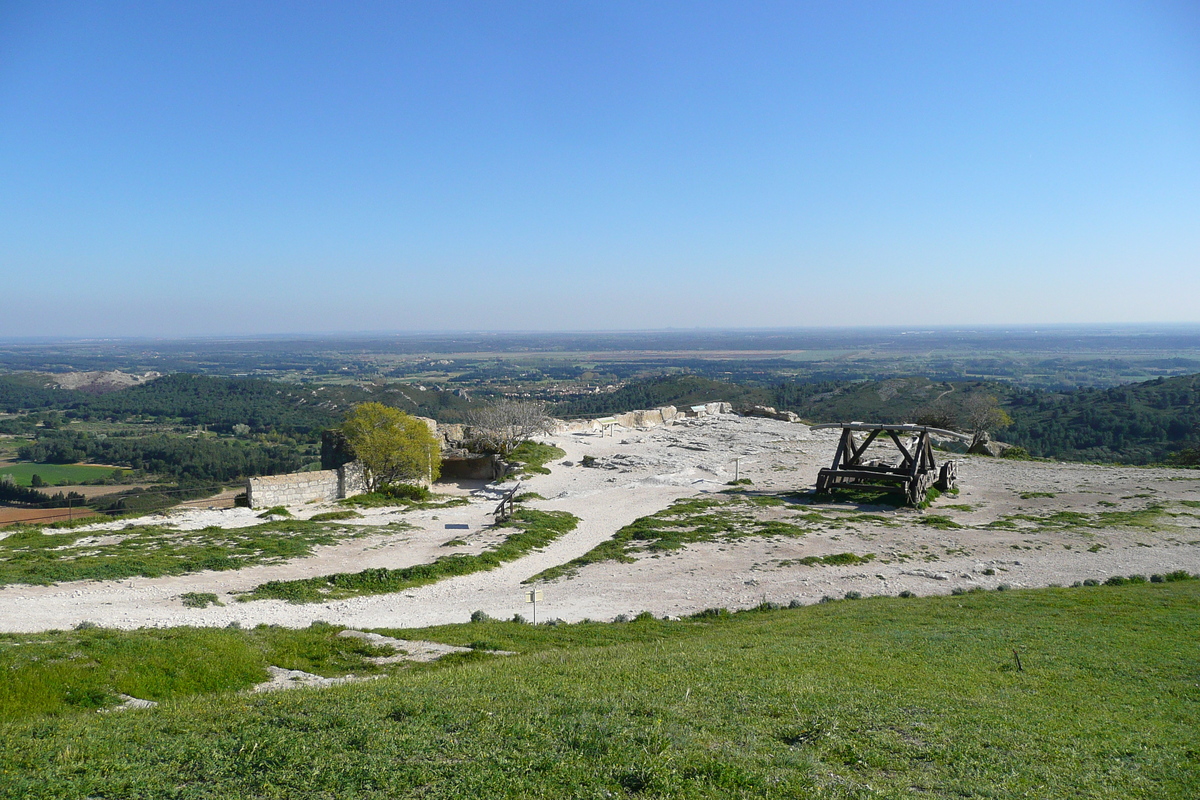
[[2, 1, 1198, 337]]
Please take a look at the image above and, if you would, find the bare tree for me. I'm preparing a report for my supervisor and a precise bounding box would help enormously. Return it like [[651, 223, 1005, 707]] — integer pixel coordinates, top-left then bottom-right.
[[466, 399, 555, 456], [963, 394, 1012, 452]]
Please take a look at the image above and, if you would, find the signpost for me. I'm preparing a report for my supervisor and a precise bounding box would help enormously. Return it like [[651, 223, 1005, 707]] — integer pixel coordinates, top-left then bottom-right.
[[525, 589, 543, 624]]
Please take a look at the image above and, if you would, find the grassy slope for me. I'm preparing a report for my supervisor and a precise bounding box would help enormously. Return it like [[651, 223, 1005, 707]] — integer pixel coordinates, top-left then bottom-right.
[[0, 623, 395, 720], [1, 582, 1197, 798]]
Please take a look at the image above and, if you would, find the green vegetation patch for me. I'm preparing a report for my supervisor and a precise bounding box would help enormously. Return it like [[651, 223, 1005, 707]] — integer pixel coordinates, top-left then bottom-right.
[[986, 504, 1171, 534], [3, 583, 1198, 797], [339, 486, 469, 510], [0, 622, 396, 721], [256, 505, 292, 518], [308, 510, 363, 522], [179, 592, 223, 608], [529, 496, 816, 583], [0, 519, 378, 587], [0, 462, 125, 487], [777, 552, 876, 567], [509, 440, 567, 475], [240, 509, 580, 604], [920, 514, 964, 530]]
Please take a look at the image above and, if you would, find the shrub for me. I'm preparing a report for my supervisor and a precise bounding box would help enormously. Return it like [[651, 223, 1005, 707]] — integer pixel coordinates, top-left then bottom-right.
[[788, 598, 804, 609], [1083, 579, 1100, 587], [1150, 574, 1164, 583], [898, 590, 915, 598], [580, 455, 597, 468], [1001, 446, 1032, 460], [470, 610, 494, 623], [1126, 574, 1148, 584], [1164, 570, 1195, 582], [996, 584, 1011, 591], [381, 483, 432, 502], [180, 592, 222, 609], [1104, 576, 1128, 587], [844, 591, 862, 600]]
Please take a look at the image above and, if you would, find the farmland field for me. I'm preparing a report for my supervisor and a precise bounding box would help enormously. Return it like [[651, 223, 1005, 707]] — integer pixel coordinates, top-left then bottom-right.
[[0, 462, 124, 486]]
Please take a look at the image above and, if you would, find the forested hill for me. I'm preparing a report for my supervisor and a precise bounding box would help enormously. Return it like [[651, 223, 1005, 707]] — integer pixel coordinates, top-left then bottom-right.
[[82, 374, 341, 434], [553, 375, 1001, 426], [0, 373, 479, 433], [1005, 373, 1200, 464], [0, 374, 339, 435]]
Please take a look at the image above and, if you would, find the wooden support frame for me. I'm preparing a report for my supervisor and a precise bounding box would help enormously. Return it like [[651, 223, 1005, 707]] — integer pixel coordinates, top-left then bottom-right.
[[812, 423, 966, 505]]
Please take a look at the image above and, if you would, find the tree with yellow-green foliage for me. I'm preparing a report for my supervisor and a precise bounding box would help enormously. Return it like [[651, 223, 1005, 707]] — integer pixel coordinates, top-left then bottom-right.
[[340, 403, 441, 492]]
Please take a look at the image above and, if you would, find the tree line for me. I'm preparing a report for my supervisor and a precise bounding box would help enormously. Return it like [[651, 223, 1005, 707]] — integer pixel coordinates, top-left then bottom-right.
[[17, 432, 304, 483]]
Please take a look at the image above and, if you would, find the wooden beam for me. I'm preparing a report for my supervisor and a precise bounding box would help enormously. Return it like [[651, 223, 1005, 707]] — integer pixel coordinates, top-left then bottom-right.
[[886, 431, 915, 467], [809, 422, 970, 441], [847, 429, 881, 465]]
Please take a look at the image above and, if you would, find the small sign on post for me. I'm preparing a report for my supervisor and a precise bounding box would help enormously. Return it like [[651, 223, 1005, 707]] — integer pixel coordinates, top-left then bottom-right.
[[525, 589, 543, 624]]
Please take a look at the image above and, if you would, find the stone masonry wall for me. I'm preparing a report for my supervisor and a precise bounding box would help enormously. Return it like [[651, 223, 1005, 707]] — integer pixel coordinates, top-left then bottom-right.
[[246, 470, 339, 508], [247, 462, 367, 509]]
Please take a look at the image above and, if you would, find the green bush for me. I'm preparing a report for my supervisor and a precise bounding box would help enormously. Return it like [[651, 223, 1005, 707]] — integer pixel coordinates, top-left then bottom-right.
[[381, 483, 432, 502], [180, 592, 222, 609]]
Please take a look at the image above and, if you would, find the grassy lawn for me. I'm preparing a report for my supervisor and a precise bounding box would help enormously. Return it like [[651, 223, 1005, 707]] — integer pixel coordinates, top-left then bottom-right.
[[0, 581, 1196, 797], [0, 461, 125, 486], [0, 518, 388, 586]]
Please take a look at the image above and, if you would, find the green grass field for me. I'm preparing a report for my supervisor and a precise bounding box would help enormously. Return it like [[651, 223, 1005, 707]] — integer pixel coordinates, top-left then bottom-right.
[[0, 581, 1196, 798], [0, 461, 125, 486]]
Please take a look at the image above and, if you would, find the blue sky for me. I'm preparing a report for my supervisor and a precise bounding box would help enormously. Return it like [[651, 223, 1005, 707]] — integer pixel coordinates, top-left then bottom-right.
[[1, 1, 1198, 336]]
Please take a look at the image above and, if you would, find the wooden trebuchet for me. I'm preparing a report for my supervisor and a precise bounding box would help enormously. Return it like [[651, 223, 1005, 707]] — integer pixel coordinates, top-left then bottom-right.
[[811, 423, 967, 505]]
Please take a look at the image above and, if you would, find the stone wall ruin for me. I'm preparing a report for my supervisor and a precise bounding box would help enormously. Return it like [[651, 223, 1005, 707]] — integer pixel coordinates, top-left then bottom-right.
[[246, 461, 365, 509]]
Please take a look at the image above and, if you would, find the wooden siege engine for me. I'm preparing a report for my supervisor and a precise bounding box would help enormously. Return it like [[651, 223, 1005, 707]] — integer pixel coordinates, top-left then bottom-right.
[[810, 423, 968, 505]]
